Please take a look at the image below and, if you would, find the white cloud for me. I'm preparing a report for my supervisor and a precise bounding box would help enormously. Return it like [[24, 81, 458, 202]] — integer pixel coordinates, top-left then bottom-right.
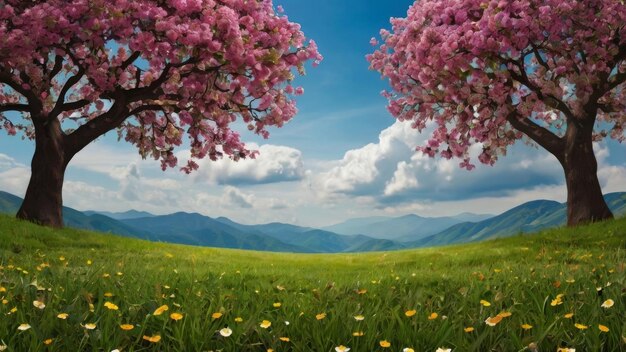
[[221, 186, 255, 209], [314, 121, 568, 204], [314, 122, 419, 196], [190, 144, 305, 185], [0, 153, 30, 196], [384, 160, 419, 196]]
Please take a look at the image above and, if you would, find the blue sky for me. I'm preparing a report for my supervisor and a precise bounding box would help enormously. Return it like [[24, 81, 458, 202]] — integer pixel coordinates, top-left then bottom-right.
[[1, 0, 625, 226]]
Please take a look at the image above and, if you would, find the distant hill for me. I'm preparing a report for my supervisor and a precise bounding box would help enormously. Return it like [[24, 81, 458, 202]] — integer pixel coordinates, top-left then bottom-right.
[[2, 190, 624, 253], [412, 192, 626, 247], [0, 191, 148, 238], [323, 212, 492, 241], [84, 209, 156, 220]]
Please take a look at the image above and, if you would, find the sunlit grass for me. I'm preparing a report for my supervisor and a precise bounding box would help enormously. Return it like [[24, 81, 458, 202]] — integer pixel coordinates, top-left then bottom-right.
[[0, 214, 624, 351]]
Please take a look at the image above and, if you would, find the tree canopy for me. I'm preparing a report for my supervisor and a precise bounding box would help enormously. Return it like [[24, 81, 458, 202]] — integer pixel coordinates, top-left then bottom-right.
[[368, 0, 625, 169], [0, 0, 322, 171]]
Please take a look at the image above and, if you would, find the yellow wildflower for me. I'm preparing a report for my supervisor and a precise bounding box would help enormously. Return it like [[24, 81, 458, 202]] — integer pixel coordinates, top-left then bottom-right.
[[464, 327, 474, 332], [574, 323, 588, 330], [599, 324, 609, 332], [521, 324, 533, 330], [405, 309, 417, 317], [480, 299, 491, 307], [316, 312, 326, 320], [154, 305, 169, 316], [143, 335, 161, 343], [120, 324, 134, 331], [104, 302, 119, 310], [57, 313, 69, 319], [428, 312, 438, 320], [380, 340, 391, 348], [170, 312, 183, 321], [485, 315, 503, 326], [211, 312, 223, 319], [260, 320, 272, 328]]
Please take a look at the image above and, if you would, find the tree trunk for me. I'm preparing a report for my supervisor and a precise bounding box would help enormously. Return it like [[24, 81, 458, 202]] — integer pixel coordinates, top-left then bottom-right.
[[16, 118, 67, 228], [561, 120, 613, 226]]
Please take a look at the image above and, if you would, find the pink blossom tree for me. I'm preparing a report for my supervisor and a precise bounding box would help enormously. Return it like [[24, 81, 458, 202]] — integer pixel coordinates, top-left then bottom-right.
[[369, 0, 625, 226], [0, 0, 321, 227]]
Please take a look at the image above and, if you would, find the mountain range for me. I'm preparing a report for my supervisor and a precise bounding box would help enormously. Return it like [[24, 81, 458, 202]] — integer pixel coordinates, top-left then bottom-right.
[[0, 190, 624, 253]]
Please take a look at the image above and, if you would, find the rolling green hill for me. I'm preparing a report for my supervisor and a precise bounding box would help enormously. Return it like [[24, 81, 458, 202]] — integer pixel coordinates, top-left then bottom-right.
[[0, 214, 624, 351]]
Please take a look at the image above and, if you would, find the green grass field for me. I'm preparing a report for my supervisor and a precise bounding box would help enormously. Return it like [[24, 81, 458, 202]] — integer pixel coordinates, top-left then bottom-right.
[[0, 214, 624, 351]]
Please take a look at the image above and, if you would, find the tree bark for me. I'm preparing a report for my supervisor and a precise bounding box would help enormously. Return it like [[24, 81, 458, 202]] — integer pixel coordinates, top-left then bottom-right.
[[16, 117, 67, 228], [561, 119, 613, 226]]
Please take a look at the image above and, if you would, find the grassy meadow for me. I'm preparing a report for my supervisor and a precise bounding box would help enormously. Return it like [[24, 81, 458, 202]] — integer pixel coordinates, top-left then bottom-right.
[[0, 214, 624, 351]]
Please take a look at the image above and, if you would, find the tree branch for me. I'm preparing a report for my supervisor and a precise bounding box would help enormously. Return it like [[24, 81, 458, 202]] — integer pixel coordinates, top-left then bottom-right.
[[49, 67, 85, 119], [530, 44, 550, 71], [64, 94, 129, 158], [506, 109, 564, 161], [49, 55, 65, 79], [0, 70, 33, 100], [0, 103, 29, 113], [61, 99, 91, 112], [121, 51, 141, 71], [504, 59, 576, 120]]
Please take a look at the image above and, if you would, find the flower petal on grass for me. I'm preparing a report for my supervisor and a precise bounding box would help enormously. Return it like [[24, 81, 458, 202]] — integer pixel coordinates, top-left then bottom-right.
[[601, 299, 614, 308], [219, 327, 233, 337]]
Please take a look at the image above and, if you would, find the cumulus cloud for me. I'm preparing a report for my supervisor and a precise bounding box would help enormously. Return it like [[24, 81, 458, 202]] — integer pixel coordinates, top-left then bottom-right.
[[190, 144, 305, 186], [0, 153, 30, 196], [221, 186, 255, 208], [314, 121, 568, 204], [315, 122, 417, 196]]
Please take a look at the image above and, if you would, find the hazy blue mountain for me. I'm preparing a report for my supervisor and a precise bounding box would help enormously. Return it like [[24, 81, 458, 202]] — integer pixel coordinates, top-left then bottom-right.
[[2, 189, 624, 253], [450, 212, 494, 222], [119, 212, 313, 252], [605, 192, 626, 216], [322, 216, 392, 235], [413, 192, 626, 247], [324, 213, 493, 242], [0, 191, 148, 238], [0, 190, 21, 214], [84, 210, 155, 220], [217, 217, 402, 252]]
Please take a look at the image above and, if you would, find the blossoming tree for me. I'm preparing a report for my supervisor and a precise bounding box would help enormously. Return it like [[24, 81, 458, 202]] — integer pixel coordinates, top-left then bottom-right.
[[369, 0, 625, 226], [0, 0, 321, 227]]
